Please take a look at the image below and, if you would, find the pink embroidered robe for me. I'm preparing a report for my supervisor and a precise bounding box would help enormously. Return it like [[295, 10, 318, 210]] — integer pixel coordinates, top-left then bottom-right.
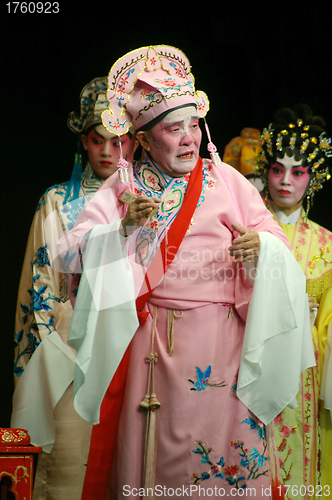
[[57, 154, 308, 499]]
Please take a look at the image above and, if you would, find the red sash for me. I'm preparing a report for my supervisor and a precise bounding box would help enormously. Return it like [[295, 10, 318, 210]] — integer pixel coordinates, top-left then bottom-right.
[[82, 158, 203, 499]]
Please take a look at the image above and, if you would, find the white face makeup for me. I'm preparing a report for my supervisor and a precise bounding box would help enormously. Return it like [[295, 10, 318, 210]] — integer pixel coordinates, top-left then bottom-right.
[[141, 106, 202, 177], [268, 155, 310, 213]]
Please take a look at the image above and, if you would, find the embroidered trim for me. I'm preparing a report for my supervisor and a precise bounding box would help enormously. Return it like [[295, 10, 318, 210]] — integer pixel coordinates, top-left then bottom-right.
[[273, 363, 321, 491], [132, 155, 215, 267], [306, 268, 332, 296], [81, 162, 103, 194], [136, 85, 195, 119]]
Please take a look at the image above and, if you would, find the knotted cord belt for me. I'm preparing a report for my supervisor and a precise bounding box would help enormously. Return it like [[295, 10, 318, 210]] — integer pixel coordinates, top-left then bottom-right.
[[139, 305, 183, 498]]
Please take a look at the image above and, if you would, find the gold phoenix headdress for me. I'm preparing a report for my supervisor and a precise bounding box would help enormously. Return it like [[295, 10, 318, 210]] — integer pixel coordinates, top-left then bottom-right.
[[256, 118, 332, 213]]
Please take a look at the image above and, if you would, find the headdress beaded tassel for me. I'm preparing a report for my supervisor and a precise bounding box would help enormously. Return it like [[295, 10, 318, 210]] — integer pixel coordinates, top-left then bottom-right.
[[63, 139, 83, 204], [204, 118, 223, 166], [117, 139, 129, 183], [116, 134, 137, 198]]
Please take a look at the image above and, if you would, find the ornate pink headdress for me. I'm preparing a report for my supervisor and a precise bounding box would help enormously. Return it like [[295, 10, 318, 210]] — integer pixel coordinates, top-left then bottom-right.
[[102, 45, 209, 135], [102, 45, 223, 185]]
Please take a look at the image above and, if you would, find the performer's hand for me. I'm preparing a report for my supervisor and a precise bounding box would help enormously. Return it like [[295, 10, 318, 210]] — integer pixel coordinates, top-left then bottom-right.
[[229, 224, 260, 263], [121, 196, 161, 236], [308, 296, 319, 322]]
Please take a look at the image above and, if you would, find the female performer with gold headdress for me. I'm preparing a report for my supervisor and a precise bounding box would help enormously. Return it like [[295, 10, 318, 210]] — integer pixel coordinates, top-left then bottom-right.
[[256, 103, 332, 498]]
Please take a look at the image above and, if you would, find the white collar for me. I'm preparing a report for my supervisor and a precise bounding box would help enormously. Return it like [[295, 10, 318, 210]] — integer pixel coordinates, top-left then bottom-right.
[[272, 202, 302, 226]]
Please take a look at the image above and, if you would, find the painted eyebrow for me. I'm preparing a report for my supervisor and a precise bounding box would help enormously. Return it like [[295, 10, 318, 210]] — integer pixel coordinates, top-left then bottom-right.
[[91, 129, 121, 141], [274, 162, 306, 169], [90, 129, 104, 138]]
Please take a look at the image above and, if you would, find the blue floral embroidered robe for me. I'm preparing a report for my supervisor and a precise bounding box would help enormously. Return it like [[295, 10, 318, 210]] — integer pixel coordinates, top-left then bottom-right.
[[12, 163, 102, 500]]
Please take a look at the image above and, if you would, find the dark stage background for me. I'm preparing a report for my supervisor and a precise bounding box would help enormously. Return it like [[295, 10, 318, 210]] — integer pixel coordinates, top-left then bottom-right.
[[1, 2, 332, 426]]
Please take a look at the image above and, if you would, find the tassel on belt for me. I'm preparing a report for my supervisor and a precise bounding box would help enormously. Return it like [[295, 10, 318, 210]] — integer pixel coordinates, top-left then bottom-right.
[[139, 305, 183, 499]]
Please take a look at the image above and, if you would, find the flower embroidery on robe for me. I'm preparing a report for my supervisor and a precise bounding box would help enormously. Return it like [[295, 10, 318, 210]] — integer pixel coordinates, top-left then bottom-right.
[[15, 168, 102, 378], [36, 183, 67, 211], [61, 198, 87, 231], [147, 220, 158, 230], [317, 226, 332, 245], [140, 89, 155, 102], [191, 442, 225, 484], [191, 416, 268, 488], [188, 365, 227, 391], [142, 168, 164, 192], [33, 246, 50, 268], [298, 220, 310, 235], [206, 177, 216, 190], [274, 411, 299, 484], [162, 190, 182, 212], [293, 221, 308, 263], [294, 249, 303, 262], [14, 273, 60, 376]]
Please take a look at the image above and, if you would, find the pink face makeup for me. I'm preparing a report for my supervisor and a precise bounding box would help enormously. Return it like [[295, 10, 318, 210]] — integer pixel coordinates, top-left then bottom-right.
[[147, 106, 202, 177], [268, 156, 310, 211], [82, 124, 131, 179]]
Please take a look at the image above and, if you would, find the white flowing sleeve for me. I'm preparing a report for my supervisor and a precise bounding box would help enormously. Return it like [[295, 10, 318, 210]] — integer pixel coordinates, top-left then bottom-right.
[[66, 221, 141, 424], [237, 232, 315, 424], [11, 331, 76, 452]]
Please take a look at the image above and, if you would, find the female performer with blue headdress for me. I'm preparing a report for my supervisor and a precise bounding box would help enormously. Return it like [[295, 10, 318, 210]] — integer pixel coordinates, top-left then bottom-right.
[[11, 76, 131, 500]]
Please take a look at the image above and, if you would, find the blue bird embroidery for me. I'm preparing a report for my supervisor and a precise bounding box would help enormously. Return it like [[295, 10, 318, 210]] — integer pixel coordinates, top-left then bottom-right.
[[188, 365, 227, 391]]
